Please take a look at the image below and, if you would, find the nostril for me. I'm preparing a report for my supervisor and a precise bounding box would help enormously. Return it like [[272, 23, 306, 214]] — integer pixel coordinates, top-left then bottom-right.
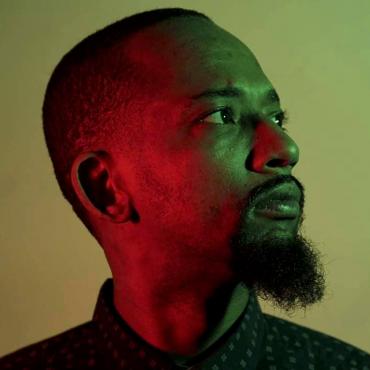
[[267, 158, 286, 168]]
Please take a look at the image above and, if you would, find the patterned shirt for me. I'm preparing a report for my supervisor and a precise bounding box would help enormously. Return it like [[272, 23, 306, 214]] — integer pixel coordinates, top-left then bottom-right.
[[1, 278, 369, 369]]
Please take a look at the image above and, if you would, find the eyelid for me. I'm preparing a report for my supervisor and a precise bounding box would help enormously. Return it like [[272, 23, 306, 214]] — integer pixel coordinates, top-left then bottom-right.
[[195, 106, 289, 129], [197, 106, 237, 124], [272, 109, 289, 129]]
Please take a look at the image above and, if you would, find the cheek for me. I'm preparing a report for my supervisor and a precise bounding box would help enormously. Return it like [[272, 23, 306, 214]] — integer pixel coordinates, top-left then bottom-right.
[[173, 142, 248, 248], [131, 116, 247, 242], [140, 147, 238, 245]]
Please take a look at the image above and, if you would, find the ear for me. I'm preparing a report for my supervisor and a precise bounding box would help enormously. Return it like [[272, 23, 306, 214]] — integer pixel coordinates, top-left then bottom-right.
[[70, 151, 132, 223]]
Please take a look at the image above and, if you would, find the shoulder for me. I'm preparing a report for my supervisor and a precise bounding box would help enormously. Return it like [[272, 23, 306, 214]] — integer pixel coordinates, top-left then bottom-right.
[[0, 321, 98, 369], [262, 313, 370, 369]]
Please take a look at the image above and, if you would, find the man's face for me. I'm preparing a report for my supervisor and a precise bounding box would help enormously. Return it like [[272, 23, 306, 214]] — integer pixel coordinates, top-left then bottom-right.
[[113, 17, 325, 313]]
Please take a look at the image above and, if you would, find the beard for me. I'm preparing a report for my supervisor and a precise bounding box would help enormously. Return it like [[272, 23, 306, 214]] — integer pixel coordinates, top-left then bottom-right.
[[230, 179, 327, 315]]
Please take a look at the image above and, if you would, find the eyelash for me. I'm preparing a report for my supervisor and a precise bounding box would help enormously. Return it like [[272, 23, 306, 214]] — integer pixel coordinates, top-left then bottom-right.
[[273, 109, 289, 131], [199, 107, 289, 131]]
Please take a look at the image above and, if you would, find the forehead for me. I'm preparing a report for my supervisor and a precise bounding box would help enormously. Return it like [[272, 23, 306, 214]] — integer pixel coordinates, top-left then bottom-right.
[[124, 17, 273, 98]]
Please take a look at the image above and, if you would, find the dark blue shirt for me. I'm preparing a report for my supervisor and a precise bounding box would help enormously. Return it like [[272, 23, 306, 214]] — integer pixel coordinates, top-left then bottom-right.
[[1, 278, 369, 369]]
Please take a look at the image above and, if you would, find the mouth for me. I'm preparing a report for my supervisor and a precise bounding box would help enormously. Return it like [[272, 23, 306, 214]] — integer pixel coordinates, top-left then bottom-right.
[[253, 199, 300, 220]]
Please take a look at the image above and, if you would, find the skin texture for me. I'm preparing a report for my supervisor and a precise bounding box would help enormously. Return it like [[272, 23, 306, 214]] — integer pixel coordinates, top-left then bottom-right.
[[70, 17, 326, 361]]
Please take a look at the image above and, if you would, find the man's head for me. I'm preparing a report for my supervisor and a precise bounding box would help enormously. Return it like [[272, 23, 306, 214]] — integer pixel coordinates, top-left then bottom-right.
[[43, 8, 326, 314]]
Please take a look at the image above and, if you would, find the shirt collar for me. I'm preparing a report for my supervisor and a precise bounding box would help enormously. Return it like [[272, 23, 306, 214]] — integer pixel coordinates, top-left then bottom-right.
[[92, 278, 266, 369]]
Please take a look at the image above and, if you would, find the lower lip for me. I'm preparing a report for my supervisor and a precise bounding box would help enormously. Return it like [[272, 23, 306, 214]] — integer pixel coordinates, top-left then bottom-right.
[[253, 200, 300, 219]]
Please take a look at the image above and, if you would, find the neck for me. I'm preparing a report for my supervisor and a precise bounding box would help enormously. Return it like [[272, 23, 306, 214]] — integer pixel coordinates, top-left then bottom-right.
[[113, 276, 249, 358], [170, 282, 249, 365]]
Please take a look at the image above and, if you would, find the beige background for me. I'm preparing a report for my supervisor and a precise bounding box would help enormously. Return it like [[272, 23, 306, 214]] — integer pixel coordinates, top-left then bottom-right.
[[1, 0, 369, 357]]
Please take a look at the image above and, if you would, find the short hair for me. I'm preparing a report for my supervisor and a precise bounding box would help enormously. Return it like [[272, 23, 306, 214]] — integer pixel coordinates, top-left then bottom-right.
[[42, 8, 211, 234]]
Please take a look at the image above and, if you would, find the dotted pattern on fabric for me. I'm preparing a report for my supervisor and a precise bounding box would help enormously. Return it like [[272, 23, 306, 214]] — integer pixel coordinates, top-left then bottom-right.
[[1, 278, 369, 369]]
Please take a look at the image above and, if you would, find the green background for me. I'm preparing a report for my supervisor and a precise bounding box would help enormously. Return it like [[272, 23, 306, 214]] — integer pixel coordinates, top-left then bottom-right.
[[1, 0, 369, 356]]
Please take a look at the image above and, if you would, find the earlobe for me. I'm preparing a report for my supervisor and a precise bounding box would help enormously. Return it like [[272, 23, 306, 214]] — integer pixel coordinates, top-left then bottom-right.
[[105, 191, 132, 223]]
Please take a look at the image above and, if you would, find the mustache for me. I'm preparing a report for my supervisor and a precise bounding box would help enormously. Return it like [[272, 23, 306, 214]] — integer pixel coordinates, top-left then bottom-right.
[[245, 174, 305, 211]]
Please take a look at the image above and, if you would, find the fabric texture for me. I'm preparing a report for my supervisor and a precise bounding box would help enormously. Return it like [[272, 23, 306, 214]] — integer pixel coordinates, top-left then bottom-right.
[[1, 278, 369, 369]]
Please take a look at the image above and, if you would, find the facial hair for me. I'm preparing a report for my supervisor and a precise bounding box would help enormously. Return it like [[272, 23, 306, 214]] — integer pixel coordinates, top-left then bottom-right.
[[230, 177, 327, 315]]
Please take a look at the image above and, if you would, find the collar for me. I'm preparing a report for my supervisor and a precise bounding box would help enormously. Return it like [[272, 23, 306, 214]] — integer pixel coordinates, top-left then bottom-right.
[[92, 278, 266, 369]]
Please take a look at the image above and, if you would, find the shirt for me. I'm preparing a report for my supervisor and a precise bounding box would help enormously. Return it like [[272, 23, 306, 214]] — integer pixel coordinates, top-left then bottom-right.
[[1, 278, 369, 369]]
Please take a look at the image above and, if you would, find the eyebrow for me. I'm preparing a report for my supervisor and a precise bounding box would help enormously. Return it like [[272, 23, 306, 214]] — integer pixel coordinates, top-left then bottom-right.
[[191, 86, 280, 104]]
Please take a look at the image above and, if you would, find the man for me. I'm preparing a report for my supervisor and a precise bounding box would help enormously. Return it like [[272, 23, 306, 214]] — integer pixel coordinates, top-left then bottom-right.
[[1, 7, 369, 370]]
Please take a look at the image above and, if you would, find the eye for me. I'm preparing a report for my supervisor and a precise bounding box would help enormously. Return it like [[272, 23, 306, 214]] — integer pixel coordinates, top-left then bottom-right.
[[271, 109, 289, 131], [199, 107, 236, 125]]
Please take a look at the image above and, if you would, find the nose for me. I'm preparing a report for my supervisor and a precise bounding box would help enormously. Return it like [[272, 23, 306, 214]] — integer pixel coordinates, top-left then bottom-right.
[[247, 120, 299, 175]]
